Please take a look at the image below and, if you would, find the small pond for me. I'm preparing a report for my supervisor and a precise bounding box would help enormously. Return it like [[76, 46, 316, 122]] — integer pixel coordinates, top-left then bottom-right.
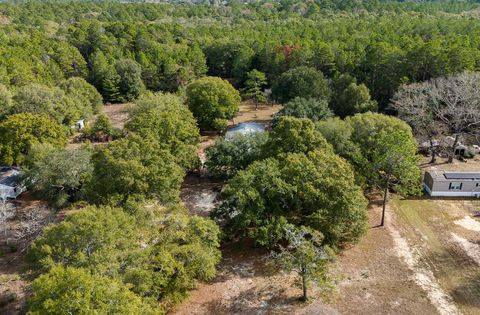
[[225, 122, 265, 140]]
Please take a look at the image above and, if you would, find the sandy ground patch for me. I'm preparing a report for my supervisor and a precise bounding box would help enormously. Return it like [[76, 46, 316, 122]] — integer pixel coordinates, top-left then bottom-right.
[[387, 209, 460, 315], [172, 243, 310, 315], [451, 233, 480, 266], [229, 100, 281, 127], [329, 201, 437, 315], [454, 216, 480, 232], [180, 174, 221, 217], [102, 102, 132, 129]]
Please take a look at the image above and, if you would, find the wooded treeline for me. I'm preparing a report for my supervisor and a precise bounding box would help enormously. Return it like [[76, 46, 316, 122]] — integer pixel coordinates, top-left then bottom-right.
[[1, 0, 480, 107]]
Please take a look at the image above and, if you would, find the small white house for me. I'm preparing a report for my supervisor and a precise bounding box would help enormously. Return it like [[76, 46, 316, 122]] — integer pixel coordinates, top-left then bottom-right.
[[0, 167, 25, 201], [424, 171, 480, 197]]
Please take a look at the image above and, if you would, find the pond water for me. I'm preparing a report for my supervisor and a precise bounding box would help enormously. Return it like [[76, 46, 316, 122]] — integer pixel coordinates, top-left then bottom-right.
[[225, 122, 265, 140]]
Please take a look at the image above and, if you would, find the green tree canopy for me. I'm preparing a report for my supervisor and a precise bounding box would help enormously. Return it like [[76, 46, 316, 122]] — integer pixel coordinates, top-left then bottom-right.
[[89, 50, 115, 100], [0, 113, 67, 166], [102, 68, 122, 103], [28, 203, 222, 310], [275, 97, 332, 123], [265, 116, 331, 157], [369, 129, 422, 226], [50, 42, 88, 79], [115, 58, 145, 102], [205, 132, 268, 179], [316, 117, 362, 163], [87, 133, 184, 206], [242, 69, 267, 110], [58, 77, 103, 114], [272, 66, 331, 103], [27, 266, 153, 315], [186, 76, 241, 131], [11, 83, 94, 125], [126, 93, 201, 170], [330, 74, 378, 117], [213, 149, 368, 246], [28, 205, 142, 276], [0, 83, 13, 119], [23, 144, 93, 208], [346, 112, 421, 195], [126, 210, 222, 304], [86, 113, 114, 141]]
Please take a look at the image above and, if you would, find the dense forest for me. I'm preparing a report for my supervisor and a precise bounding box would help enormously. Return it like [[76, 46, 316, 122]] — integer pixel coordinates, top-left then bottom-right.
[[1, 0, 480, 314], [1, 0, 480, 107]]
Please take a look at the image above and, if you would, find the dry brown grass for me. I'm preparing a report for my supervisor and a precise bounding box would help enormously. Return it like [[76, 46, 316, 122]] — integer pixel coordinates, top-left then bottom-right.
[[391, 198, 480, 315], [420, 155, 480, 172], [328, 199, 438, 315], [229, 100, 282, 127], [102, 102, 133, 129]]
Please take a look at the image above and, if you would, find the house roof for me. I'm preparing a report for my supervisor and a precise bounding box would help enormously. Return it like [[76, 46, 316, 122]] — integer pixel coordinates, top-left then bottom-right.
[[0, 167, 21, 187], [427, 170, 480, 182], [444, 172, 480, 180]]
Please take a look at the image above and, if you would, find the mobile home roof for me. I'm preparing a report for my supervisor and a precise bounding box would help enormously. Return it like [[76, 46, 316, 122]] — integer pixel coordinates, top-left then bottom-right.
[[427, 170, 480, 181]]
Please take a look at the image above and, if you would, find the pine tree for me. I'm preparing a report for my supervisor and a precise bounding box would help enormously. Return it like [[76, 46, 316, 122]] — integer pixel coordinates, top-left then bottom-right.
[[243, 69, 267, 110], [102, 68, 121, 103]]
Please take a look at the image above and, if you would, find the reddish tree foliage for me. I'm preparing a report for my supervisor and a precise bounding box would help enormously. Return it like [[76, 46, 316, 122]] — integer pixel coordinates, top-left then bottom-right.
[[274, 44, 301, 69]]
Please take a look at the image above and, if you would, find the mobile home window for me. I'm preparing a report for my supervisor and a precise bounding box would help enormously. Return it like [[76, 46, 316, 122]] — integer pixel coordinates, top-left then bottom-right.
[[449, 182, 463, 190]]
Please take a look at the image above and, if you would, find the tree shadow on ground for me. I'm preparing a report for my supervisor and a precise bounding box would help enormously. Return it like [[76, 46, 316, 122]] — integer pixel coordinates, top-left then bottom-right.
[[450, 273, 480, 308], [418, 241, 480, 310], [204, 284, 302, 315], [209, 240, 271, 283]]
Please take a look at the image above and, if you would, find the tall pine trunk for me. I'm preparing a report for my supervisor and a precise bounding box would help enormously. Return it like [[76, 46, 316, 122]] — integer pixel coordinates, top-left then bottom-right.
[[429, 138, 436, 164], [448, 134, 459, 163], [380, 173, 391, 227], [301, 269, 308, 301]]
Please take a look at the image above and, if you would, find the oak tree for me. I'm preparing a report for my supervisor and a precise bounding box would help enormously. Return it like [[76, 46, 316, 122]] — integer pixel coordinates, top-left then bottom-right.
[[186, 76, 241, 131], [0, 113, 67, 166]]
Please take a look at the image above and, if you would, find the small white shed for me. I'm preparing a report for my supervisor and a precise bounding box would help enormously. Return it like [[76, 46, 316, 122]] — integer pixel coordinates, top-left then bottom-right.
[[75, 119, 85, 131]]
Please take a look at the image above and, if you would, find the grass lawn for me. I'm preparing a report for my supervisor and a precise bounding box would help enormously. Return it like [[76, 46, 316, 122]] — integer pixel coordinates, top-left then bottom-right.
[[391, 197, 480, 315]]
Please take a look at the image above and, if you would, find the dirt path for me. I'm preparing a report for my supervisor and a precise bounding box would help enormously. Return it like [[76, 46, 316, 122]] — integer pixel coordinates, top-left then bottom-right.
[[392, 198, 480, 315], [328, 201, 438, 315], [386, 208, 460, 315]]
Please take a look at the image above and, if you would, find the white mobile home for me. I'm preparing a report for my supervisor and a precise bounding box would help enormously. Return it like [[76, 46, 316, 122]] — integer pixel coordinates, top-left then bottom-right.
[[424, 171, 480, 197], [0, 167, 25, 201]]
